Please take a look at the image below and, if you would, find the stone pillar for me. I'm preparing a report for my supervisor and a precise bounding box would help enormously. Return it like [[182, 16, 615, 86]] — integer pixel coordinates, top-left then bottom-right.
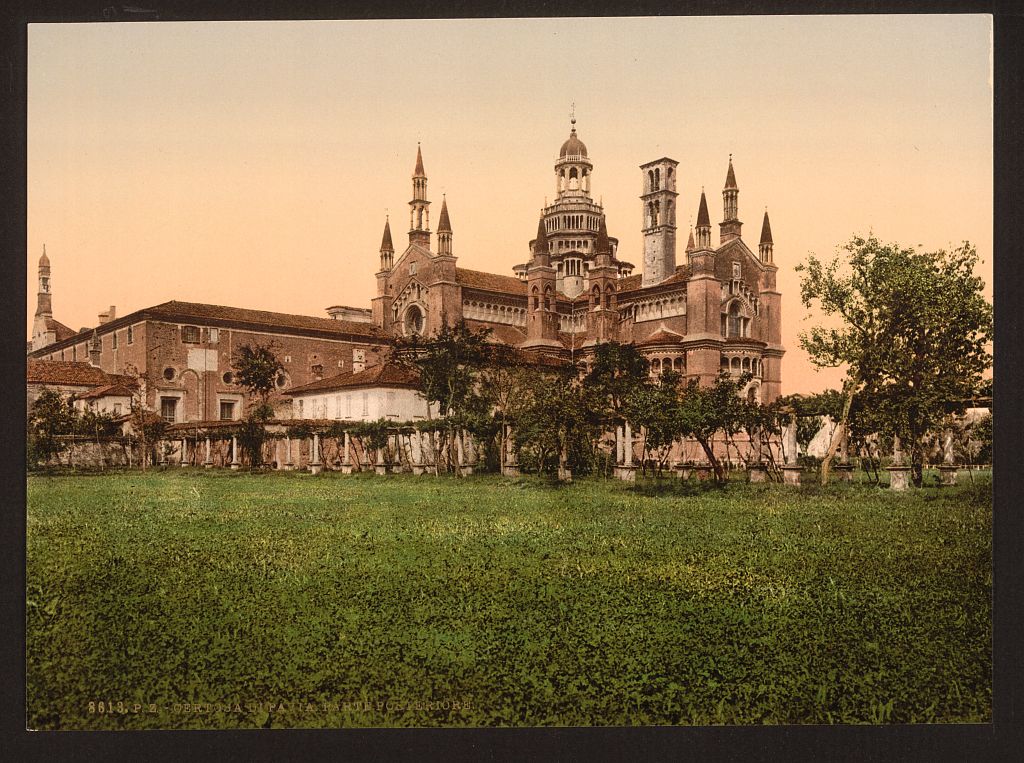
[[832, 423, 855, 482], [180, 438, 189, 466], [557, 440, 572, 483], [204, 437, 213, 468], [615, 422, 637, 482], [375, 447, 387, 476], [283, 435, 294, 470], [887, 434, 911, 491], [937, 428, 958, 486], [340, 431, 353, 474], [158, 440, 167, 466], [502, 426, 520, 477], [781, 415, 802, 485], [230, 436, 240, 470], [411, 430, 425, 475], [460, 430, 474, 476], [309, 432, 322, 475]]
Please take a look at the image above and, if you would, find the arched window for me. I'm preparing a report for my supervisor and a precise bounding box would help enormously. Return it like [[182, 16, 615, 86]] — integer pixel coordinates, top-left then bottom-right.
[[543, 285, 552, 311], [648, 169, 655, 192], [651, 358, 661, 375], [591, 285, 601, 307], [721, 356, 729, 371], [742, 357, 751, 372], [728, 302, 742, 338], [731, 356, 741, 372], [673, 357, 684, 372], [532, 286, 540, 310], [747, 386, 758, 403], [654, 168, 661, 190], [569, 168, 578, 180], [604, 284, 614, 309]]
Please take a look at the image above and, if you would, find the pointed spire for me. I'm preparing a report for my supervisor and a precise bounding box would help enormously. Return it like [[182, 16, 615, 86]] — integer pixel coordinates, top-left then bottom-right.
[[413, 143, 426, 178], [595, 215, 611, 255], [533, 212, 548, 254], [379, 217, 394, 253], [437, 195, 452, 233], [724, 153, 737, 190], [760, 208, 773, 245], [39, 243, 50, 268], [686, 227, 695, 252], [90, 328, 101, 350], [696, 189, 710, 227]]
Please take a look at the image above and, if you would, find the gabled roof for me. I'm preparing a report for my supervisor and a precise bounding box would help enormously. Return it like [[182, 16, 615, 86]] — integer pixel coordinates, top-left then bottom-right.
[[44, 317, 77, 343], [76, 382, 137, 400], [638, 326, 686, 346], [455, 267, 528, 295], [286, 362, 421, 395], [616, 265, 690, 295], [27, 360, 136, 388], [716, 237, 759, 262], [144, 301, 387, 339], [462, 320, 527, 346]]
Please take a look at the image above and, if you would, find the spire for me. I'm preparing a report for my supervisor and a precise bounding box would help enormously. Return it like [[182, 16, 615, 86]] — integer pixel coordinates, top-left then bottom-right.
[[595, 215, 611, 255], [436, 195, 453, 256], [724, 154, 737, 190], [759, 208, 774, 264], [437, 195, 452, 233], [379, 216, 394, 271], [695, 189, 712, 250], [759, 208, 773, 245], [413, 143, 426, 178], [39, 243, 50, 268], [533, 212, 549, 255], [696, 189, 710, 227], [686, 226, 695, 253]]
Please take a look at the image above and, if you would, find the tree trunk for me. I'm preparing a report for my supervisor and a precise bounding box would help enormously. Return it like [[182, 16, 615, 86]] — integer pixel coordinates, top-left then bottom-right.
[[697, 437, 725, 483], [821, 388, 855, 486]]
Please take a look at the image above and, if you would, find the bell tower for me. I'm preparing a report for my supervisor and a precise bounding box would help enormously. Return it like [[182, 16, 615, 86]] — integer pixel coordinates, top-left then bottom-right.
[[408, 144, 431, 249], [640, 157, 679, 287]]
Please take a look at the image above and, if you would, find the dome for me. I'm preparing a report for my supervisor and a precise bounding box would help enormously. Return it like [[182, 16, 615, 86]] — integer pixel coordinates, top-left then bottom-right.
[[559, 125, 588, 158], [38, 248, 50, 268]]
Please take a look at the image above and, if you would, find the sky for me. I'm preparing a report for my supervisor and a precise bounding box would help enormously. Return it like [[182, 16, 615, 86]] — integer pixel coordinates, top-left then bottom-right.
[[26, 15, 993, 395]]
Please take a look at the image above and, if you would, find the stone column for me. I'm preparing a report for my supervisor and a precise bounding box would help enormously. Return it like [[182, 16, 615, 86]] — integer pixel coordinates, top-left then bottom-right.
[[340, 431, 353, 474], [180, 438, 189, 466], [616, 421, 636, 482], [411, 430, 425, 475], [833, 422, 855, 482], [157, 440, 167, 466], [283, 435, 294, 471], [502, 425, 520, 477], [375, 446, 387, 476], [204, 437, 213, 468], [461, 430, 474, 476], [937, 428, 958, 486], [310, 432, 322, 475], [781, 414, 802, 485], [887, 434, 911, 490], [230, 435, 240, 470]]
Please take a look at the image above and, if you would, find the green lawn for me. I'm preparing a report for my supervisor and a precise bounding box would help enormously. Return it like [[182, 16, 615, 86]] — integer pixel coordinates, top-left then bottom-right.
[[26, 470, 991, 728]]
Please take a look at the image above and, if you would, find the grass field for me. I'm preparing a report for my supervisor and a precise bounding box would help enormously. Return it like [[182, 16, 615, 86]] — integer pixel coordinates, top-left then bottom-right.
[[26, 470, 991, 728]]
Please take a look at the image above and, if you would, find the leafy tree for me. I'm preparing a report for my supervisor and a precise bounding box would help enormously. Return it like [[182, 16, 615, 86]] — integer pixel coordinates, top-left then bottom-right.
[[392, 319, 493, 474], [512, 367, 595, 478], [672, 373, 751, 483], [231, 343, 285, 467], [624, 369, 680, 476], [797, 235, 992, 487], [584, 342, 650, 424], [28, 389, 77, 466]]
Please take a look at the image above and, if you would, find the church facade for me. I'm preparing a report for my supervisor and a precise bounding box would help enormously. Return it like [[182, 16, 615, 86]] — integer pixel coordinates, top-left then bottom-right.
[[28, 118, 783, 423], [372, 121, 783, 402]]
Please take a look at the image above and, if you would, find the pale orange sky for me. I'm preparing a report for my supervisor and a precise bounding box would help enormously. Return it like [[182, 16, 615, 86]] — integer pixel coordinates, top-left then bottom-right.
[[26, 16, 993, 395]]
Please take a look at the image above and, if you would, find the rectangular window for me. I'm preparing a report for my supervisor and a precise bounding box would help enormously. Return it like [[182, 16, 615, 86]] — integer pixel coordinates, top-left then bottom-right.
[[208, 328, 219, 343], [112, 332, 118, 350], [361, 391, 368, 417], [127, 325, 134, 344], [386, 391, 396, 414], [732, 262, 741, 279], [298, 399, 304, 417], [219, 401, 235, 420], [345, 394, 352, 418], [160, 397, 177, 423], [113, 403, 122, 416], [335, 396, 341, 419], [182, 325, 200, 343]]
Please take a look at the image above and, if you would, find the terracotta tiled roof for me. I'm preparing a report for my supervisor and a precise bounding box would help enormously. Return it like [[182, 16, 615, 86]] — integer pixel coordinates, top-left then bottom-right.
[[639, 326, 686, 346], [287, 362, 421, 395], [76, 382, 137, 399], [616, 266, 690, 295], [462, 320, 527, 346], [145, 301, 387, 339], [455, 268, 527, 295], [27, 360, 135, 387], [45, 317, 77, 343]]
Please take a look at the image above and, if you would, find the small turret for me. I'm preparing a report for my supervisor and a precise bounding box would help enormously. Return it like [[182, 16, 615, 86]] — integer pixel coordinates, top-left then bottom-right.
[[436, 195, 453, 256], [695, 189, 712, 250], [759, 208, 774, 264], [408, 144, 431, 248], [720, 155, 742, 244], [378, 216, 394, 271]]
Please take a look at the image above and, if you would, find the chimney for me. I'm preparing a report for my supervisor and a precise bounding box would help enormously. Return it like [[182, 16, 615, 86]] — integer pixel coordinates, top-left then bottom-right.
[[97, 306, 116, 325]]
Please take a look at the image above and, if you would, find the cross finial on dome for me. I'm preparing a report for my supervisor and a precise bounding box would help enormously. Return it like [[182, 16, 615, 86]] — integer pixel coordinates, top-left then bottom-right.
[[570, 101, 576, 127]]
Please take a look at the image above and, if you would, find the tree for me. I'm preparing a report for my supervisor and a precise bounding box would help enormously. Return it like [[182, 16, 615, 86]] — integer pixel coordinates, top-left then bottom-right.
[[583, 341, 650, 423], [511, 366, 595, 479], [28, 389, 77, 466], [232, 343, 285, 467], [797, 235, 992, 487], [624, 369, 680, 476], [392, 319, 492, 475], [672, 373, 752, 483]]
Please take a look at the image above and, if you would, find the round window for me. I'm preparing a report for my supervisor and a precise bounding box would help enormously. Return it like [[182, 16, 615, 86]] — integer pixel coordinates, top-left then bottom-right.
[[403, 305, 425, 336], [223, 371, 234, 384], [275, 372, 288, 389], [163, 367, 175, 381]]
